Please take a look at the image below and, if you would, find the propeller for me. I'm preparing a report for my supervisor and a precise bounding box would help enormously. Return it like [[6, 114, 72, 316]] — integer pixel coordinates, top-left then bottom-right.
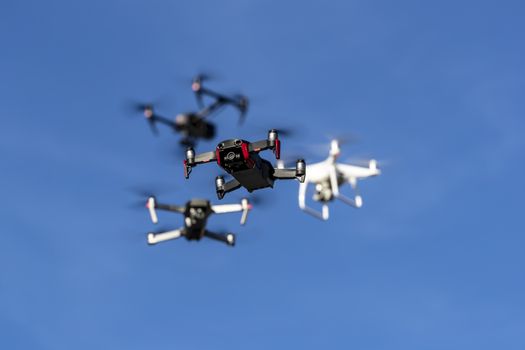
[[127, 101, 161, 135], [192, 72, 216, 108], [291, 133, 358, 160], [343, 157, 389, 169], [126, 183, 177, 210], [322, 130, 360, 145], [274, 127, 295, 137], [244, 124, 299, 140], [233, 94, 249, 124]]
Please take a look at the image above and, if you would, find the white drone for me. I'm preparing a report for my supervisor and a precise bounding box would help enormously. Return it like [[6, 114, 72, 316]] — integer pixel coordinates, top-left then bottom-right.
[[290, 139, 380, 220]]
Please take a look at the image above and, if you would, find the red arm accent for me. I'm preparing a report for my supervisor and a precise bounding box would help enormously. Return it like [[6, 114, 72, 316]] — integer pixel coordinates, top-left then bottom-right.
[[274, 139, 281, 159], [216, 148, 221, 165]]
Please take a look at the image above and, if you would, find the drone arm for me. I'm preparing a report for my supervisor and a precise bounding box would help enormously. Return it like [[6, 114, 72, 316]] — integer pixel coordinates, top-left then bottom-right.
[[273, 159, 306, 183], [198, 86, 242, 106], [194, 150, 217, 163], [248, 130, 281, 158], [273, 168, 297, 179], [298, 182, 329, 220], [152, 115, 177, 129], [147, 227, 184, 245], [211, 203, 242, 213], [146, 197, 185, 224], [193, 81, 247, 121], [204, 230, 235, 246], [196, 99, 227, 120], [156, 203, 185, 213], [196, 86, 224, 101], [211, 198, 251, 224], [215, 177, 242, 200], [249, 140, 272, 152], [184, 149, 217, 178]]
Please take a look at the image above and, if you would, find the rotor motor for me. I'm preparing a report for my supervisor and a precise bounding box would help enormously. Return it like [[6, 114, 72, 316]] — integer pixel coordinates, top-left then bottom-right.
[[186, 147, 195, 164]]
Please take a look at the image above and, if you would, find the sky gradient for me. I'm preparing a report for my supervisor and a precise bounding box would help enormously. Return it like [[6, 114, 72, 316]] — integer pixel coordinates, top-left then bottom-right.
[[1, 0, 524, 349]]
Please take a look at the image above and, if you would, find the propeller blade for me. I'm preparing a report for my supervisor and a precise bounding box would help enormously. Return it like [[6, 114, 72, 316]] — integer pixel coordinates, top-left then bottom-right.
[[234, 95, 249, 124], [324, 131, 359, 145], [148, 117, 159, 135], [126, 183, 176, 198], [344, 157, 389, 168]]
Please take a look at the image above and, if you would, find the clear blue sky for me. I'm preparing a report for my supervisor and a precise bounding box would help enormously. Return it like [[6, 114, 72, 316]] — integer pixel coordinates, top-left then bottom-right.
[[1, 0, 524, 349]]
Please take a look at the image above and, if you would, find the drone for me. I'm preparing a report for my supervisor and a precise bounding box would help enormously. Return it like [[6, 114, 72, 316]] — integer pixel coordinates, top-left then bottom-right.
[[135, 75, 249, 147], [183, 129, 306, 199], [146, 196, 252, 247], [294, 139, 380, 220]]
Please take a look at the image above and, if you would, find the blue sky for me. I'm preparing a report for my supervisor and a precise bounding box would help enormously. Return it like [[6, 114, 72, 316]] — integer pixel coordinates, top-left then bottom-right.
[[1, 0, 524, 349]]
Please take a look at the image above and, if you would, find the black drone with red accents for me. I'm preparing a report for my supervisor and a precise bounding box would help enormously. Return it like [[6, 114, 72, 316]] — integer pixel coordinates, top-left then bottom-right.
[[183, 129, 306, 199]]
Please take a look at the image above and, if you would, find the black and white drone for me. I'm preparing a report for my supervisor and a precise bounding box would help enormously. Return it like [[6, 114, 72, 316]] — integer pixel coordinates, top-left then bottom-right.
[[134, 75, 248, 147], [146, 196, 252, 247], [294, 139, 380, 220], [183, 129, 306, 199]]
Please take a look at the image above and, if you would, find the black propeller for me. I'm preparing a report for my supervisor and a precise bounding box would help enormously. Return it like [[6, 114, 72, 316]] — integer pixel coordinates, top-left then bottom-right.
[[128, 102, 161, 135], [233, 94, 249, 124], [126, 183, 177, 210], [192, 73, 213, 108]]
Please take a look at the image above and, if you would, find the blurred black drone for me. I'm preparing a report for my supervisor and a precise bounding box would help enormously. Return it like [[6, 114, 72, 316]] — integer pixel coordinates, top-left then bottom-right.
[[134, 74, 249, 147], [146, 196, 252, 247]]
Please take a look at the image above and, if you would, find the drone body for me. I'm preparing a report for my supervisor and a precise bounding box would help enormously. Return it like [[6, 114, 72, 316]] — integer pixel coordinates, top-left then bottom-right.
[[146, 197, 251, 247], [183, 129, 306, 199], [298, 140, 380, 220], [137, 75, 248, 147]]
